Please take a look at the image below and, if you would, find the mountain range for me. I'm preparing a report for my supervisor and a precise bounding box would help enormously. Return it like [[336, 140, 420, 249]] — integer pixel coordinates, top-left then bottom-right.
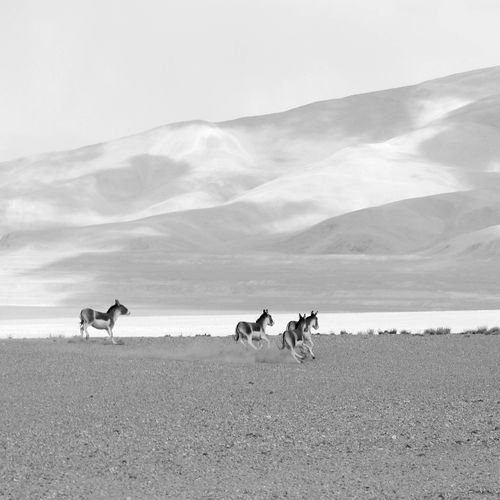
[[2, 66, 500, 312]]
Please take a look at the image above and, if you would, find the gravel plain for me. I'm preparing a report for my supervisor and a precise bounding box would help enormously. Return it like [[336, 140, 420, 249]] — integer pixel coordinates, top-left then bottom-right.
[[0, 334, 498, 499]]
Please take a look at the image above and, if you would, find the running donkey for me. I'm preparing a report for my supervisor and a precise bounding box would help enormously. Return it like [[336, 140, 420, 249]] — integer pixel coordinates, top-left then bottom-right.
[[234, 309, 274, 349], [279, 313, 308, 363], [285, 310, 319, 359], [280, 311, 319, 362], [80, 299, 130, 344]]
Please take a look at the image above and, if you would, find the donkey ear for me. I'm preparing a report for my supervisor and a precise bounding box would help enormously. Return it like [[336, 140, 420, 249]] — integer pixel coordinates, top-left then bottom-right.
[[315, 310, 318, 315], [115, 299, 120, 305]]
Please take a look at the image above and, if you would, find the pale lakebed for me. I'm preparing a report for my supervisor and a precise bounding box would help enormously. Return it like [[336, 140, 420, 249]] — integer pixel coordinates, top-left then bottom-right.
[[1, 309, 500, 339]]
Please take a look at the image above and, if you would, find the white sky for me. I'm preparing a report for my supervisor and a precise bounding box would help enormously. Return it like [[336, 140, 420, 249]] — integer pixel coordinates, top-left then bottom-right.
[[1, 0, 499, 161]]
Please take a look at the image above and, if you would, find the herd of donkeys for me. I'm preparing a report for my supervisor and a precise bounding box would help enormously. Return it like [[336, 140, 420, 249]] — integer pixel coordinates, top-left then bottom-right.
[[79, 300, 499, 362], [79, 301, 318, 363]]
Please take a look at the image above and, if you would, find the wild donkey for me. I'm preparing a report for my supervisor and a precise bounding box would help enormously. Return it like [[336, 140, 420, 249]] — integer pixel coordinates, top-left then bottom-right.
[[285, 310, 319, 359], [279, 313, 309, 363], [80, 299, 130, 344], [234, 309, 274, 350]]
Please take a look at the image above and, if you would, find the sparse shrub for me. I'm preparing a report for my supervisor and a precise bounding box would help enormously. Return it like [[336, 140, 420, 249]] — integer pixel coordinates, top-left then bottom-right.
[[339, 330, 352, 335], [399, 330, 412, 335], [461, 326, 487, 335], [461, 326, 499, 335], [423, 327, 451, 335], [378, 329, 397, 335]]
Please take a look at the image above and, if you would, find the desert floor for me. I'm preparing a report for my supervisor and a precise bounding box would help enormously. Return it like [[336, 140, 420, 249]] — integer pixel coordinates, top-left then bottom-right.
[[0, 334, 498, 499]]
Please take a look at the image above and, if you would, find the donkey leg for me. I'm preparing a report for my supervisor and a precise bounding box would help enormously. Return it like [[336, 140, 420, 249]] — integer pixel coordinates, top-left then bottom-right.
[[247, 336, 259, 350], [291, 348, 304, 363], [82, 324, 90, 340], [294, 341, 307, 362], [300, 338, 314, 359], [283, 333, 303, 362], [305, 344, 315, 359], [261, 334, 271, 349], [303, 333, 315, 358], [106, 326, 117, 344]]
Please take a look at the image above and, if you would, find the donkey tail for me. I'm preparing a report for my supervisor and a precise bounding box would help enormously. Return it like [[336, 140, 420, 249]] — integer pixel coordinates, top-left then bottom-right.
[[277, 331, 286, 350]]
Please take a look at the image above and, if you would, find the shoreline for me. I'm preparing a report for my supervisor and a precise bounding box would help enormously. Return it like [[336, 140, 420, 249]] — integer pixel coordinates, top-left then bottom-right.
[[1, 309, 500, 339]]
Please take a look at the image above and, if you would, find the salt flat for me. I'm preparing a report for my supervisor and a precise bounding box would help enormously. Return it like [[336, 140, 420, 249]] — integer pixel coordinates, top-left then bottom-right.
[[1, 309, 500, 339]]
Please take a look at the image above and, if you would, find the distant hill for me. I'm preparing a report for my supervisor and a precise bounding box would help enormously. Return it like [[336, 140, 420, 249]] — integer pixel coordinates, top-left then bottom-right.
[[267, 190, 500, 255]]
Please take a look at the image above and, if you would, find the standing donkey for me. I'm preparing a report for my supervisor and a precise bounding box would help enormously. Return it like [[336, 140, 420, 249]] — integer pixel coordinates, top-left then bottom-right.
[[80, 299, 130, 344], [285, 310, 319, 359], [234, 309, 274, 350]]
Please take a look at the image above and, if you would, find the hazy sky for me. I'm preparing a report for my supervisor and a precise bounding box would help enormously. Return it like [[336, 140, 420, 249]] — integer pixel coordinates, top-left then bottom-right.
[[1, 0, 499, 161]]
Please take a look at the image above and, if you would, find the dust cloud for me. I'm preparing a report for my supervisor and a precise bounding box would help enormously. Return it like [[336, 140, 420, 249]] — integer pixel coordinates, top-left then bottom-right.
[[160, 337, 296, 364], [89, 336, 298, 364]]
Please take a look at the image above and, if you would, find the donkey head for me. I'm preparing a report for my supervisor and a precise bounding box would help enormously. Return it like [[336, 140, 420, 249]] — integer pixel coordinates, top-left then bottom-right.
[[262, 308, 274, 327], [115, 299, 130, 316], [309, 310, 319, 330], [295, 313, 307, 333]]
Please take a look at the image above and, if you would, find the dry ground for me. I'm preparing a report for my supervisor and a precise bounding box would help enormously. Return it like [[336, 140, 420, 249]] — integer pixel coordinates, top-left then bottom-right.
[[0, 334, 498, 499]]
